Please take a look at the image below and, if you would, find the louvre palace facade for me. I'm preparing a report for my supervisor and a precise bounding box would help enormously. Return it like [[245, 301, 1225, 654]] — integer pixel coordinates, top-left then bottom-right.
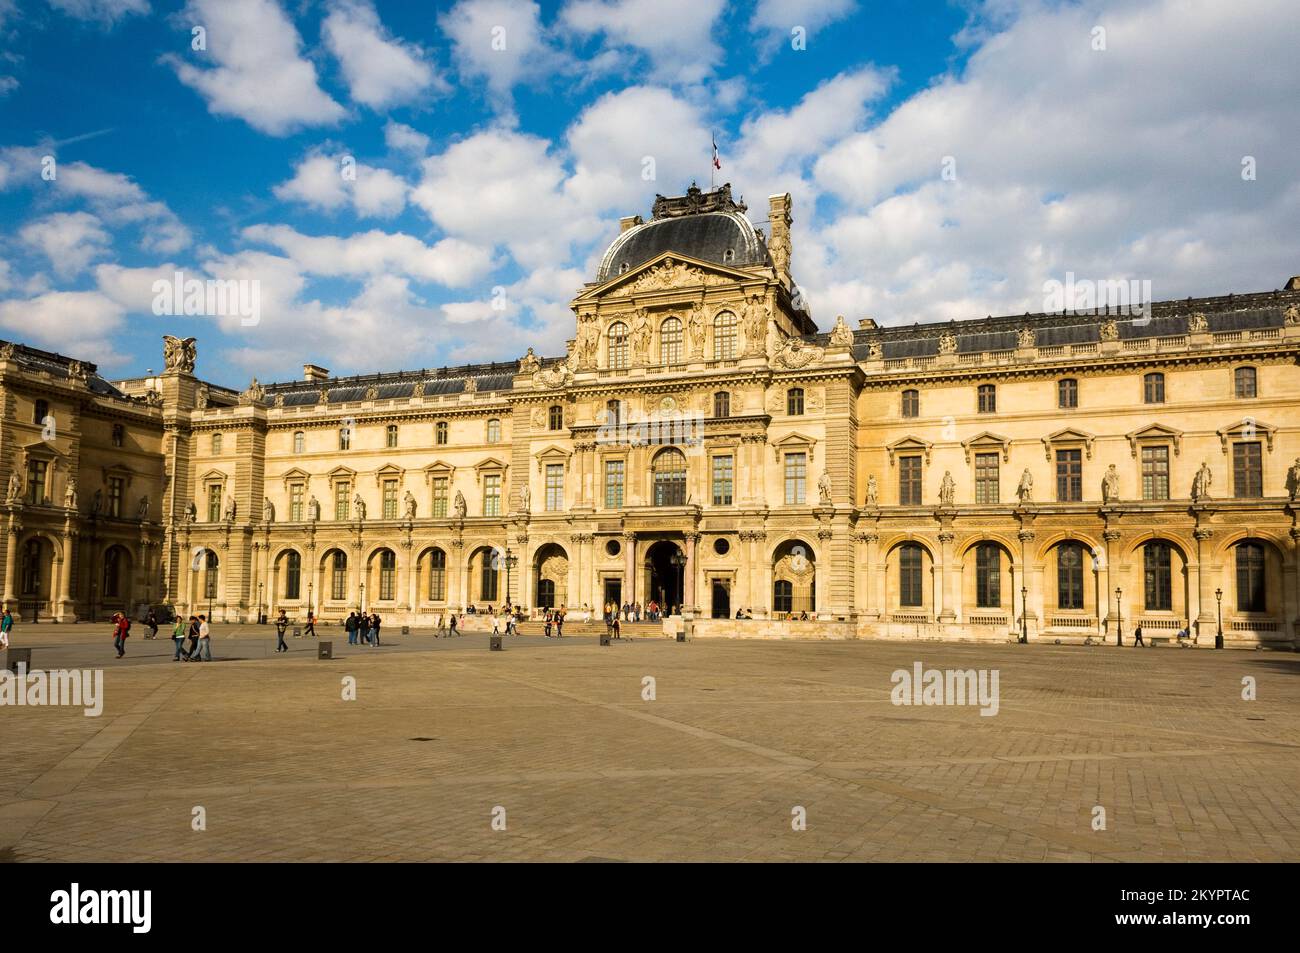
[[3, 183, 1300, 647]]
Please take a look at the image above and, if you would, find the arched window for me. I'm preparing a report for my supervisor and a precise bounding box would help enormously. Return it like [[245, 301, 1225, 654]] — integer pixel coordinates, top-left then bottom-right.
[[975, 544, 1001, 608], [548, 405, 564, 430], [293, 431, 305, 454], [429, 549, 446, 601], [378, 550, 396, 600], [212, 433, 223, 454], [1143, 372, 1165, 404], [435, 421, 448, 445], [652, 448, 687, 506], [901, 389, 919, 418], [284, 551, 301, 600], [1057, 542, 1084, 609], [1057, 378, 1078, 409], [899, 544, 924, 607], [1235, 366, 1257, 399], [34, 399, 48, 425], [486, 419, 501, 443], [607, 321, 629, 369], [1236, 542, 1265, 612], [204, 551, 219, 600], [331, 551, 348, 601], [786, 387, 804, 416], [1143, 541, 1172, 610], [713, 391, 730, 418], [660, 317, 683, 366], [713, 311, 737, 359], [386, 424, 398, 448]]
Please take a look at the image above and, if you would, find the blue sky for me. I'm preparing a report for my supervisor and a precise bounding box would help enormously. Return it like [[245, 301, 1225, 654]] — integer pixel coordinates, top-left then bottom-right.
[[1, 0, 1297, 389]]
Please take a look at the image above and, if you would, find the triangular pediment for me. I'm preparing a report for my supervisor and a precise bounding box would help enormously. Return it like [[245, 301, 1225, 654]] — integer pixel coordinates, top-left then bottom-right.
[[771, 430, 818, 463], [1217, 417, 1277, 452], [577, 251, 763, 302], [886, 435, 933, 466], [1126, 423, 1183, 457], [1042, 427, 1095, 459], [279, 467, 311, 489], [961, 431, 1011, 463]]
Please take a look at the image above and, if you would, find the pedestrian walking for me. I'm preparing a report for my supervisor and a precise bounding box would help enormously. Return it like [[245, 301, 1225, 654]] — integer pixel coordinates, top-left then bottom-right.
[[612, 615, 621, 640], [196, 614, 212, 661], [304, 610, 316, 638], [345, 611, 358, 645], [0, 604, 12, 649], [145, 608, 159, 640], [544, 611, 553, 638], [275, 610, 289, 653], [184, 615, 200, 660], [171, 616, 187, 661], [1133, 624, 1145, 647], [358, 613, 371, 646], [448, 613, 458, 637], [369, 612, 381, 647], [112, 611, 130, 658]]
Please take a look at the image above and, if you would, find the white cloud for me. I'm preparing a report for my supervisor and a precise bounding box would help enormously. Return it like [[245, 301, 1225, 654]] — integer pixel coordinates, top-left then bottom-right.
[[47, 0, 149, 24], [242, 223, 495, 288], [439, 0, 563, 116], [323, 0, 445, 108], [0, 290, 127, 364], [274, 153, 409, 218], [384, 121, 431, 156], [0, 76, 17, 97], [749, 0, 856, 44], [560, 0, 726, 84], [19, 211, 112, 277], [165, 0, 346, 136]]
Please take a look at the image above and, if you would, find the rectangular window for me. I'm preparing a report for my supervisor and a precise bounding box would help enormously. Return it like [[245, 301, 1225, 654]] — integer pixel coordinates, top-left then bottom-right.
[[975, 545, 1001, 608], [25, 459, 47, 505], [784, 453, 806, 505], [432, 477, 448, 517], [1144, 543, 1172, 611], [899, 546, 923, 607], [1236, 544, 1265, 612], [1055, 449, 1082, 502], [108, 476, 124, 518], [898, 455, 922, 505], [1143, 373, 1165, 404], [382, 479, 398, 519], [545, 464, 564, 511], [207, 483, 222, 522], [605, 460, 625, 509], [331, 556, 346, 601], [483, 474, 501, 516], [1057, 379, 1078, 409], [974, 452, 999, 504], [1233, 442, 1263, 498], [1058, 543, 1084, 610], [379, 552, 395, 601], [977, 384, 996, 414], [1140, 446, 1169, 500], [334, 481, 350, 521], [712, 455, 734, 506], [290, 483, 304, 522]]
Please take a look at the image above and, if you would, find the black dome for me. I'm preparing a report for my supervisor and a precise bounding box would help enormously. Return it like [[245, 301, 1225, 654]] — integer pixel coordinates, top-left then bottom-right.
[[597, 211, 769, 282]]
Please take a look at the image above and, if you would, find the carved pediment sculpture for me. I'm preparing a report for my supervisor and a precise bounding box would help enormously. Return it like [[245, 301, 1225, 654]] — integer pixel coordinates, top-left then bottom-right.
[[1099, 318, 1120, 342], [828, 315, 854, 349], [772, 337, 824, 369], [535, 364, 570, 389], [238, 377, 266, 405], [623, 257, 727, 294], [519, 347, 541, 374], [1017, 326, 1036, 349], [1187, 312, 1209, 334], [938, 331, 958, 355], [163, 335, 197, 373]]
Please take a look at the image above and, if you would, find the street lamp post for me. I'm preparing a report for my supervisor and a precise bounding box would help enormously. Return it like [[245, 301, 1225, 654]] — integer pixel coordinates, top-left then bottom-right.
[[359, 582, 366, 614], [1115, 587, 1123, 646], [1215, 587, 1224, 649], [257, 582, 263, 625], [1019, 585, 1029, 644], [307, 581, 314, 621], [670, 551, 687, 616], [503, 548, 517, 609]]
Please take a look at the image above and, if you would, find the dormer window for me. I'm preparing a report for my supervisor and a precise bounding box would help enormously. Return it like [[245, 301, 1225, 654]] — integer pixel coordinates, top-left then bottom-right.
[[723, 248, 735, 263], [619, 262, 630, 275]]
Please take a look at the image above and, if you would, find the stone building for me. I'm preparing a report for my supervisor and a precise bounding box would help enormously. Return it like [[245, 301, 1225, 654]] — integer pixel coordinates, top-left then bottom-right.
[[4, 183, 1300, 646]]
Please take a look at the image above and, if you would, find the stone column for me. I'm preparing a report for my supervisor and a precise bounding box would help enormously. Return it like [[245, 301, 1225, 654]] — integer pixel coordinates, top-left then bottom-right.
[[684, 531, 699, 615], [1193, 526, 1215, 638], [816, 528, 833, 619], [858, 532, 879, 620], [56, 530, 77, 621], [1017, 528, 1036, 639], [398, 540, 412, 611], [451, 539, 466, 611], [1102, 528, 1120, 637], [1291, 528, 1300, 649], [408, 549, 420, 614], [754, 531, 769, 619], [517, 533, 531, 609], [937, 530, 956, 622], [3, 519, 20, 606]]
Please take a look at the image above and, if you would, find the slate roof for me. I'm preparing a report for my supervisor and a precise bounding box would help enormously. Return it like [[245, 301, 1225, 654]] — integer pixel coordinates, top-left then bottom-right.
[[0, 339, 129, 398]]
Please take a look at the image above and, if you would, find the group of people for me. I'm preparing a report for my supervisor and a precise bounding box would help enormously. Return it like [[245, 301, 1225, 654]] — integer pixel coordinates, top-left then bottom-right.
[[344, 610, 383, 647], [542, 608, 566, 638], [171, 613, 211, 661]]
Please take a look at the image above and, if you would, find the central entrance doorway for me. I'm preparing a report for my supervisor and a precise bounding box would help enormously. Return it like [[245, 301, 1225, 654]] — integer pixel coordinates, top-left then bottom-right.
[[711, 579, 731, 618], [644, 540, 684, 614], [602, 578, 622, 610]]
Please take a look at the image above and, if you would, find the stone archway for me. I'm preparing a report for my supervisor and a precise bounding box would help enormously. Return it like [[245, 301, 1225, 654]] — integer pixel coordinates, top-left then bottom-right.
[[533, 543, 569, 609]]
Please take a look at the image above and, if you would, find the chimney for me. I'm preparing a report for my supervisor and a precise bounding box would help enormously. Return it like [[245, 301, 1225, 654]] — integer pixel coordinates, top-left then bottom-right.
[[767, 193, 793, 284], [303, 364, 330, 383], [619, 215, 644, 233]]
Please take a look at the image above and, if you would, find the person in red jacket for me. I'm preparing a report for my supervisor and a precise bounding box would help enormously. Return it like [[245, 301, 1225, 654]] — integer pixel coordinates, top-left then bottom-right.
[[112, 611, 130, 658]]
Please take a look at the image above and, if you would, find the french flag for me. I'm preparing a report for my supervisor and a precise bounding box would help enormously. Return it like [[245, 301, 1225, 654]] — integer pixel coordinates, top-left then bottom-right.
[[712, 135, 721, 170]]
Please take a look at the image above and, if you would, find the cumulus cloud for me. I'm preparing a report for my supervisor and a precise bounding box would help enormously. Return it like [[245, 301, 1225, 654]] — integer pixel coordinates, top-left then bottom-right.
[[19, 212, 112, 277], [47, 0, 149, 24], [384, 121, 431, 156], [749, 0, 856, 45], [0, 290, 127, 364], [274, 152, 409, 218], [322, 0, 446, 108], [439, 0, 563, 116], [165, 0, 346, 136], [560, 0, 727, 84]]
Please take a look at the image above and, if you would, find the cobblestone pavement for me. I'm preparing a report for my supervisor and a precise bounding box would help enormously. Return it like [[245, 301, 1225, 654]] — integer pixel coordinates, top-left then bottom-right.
[[2, 624, 1298, 862]]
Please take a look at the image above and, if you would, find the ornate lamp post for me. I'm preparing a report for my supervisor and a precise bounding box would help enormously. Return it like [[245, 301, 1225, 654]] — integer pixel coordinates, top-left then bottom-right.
[[503, 548, 517, 609], [307, 581, 314, 620], [359, 582, 366, 614], [1114, 586, 1123, 646], [1215, 587, 1224, 649], [670, 550, 687, 615], [1019, 585, 1029, 644], [257, 581, 264, 625]]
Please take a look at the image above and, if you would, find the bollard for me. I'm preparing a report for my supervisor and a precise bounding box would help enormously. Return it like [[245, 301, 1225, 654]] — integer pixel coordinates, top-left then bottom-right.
[[317, 641, 333, 660], [490, 634, 503, 651], [401, 625, 410, 635], [599, 631, 611, 646], [293, 627, 302, 638], [676, 630, 686, 643], [5, 647, 32, 674]]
